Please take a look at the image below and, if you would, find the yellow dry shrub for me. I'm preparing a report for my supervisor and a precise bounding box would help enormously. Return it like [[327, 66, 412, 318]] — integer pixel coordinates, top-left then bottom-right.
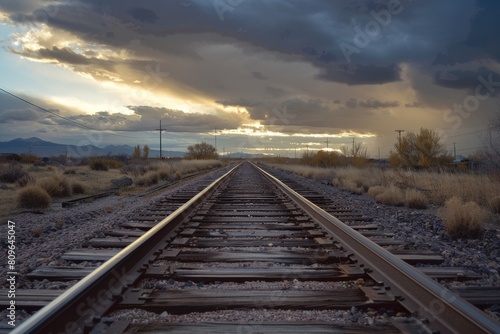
[[405, 189, 429, 209], [17, 185, 52, 209], [375, 185, 405, 206], [439, 197, 488, 239]]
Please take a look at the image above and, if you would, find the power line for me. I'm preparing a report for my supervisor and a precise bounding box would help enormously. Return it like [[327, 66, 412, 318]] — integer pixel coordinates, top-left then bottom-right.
[[0, 87, 156, 140], [0, 87, 97, 131]]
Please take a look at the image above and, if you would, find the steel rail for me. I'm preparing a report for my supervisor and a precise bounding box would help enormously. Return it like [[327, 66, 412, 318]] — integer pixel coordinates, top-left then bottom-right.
[[12, 163, 240, 334], [255, 163, 500, 334]]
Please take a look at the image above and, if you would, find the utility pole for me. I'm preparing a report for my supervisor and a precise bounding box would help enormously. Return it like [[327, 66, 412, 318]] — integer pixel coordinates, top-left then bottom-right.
[[352, 137, 355, 157], [156, 120, 166, 159], [325, 138, 329, 149], [453, 142, 456, 160], [378, 148, 380, 160], [395, 130, 405, 145], [214, 127, 217, 152]]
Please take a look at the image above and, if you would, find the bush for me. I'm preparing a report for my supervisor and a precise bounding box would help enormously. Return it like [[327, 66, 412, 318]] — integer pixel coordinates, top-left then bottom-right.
[[135, 171, 159, 186], [121, 163, 147, 177], [157, 166, 173, 180], [0, 164, 26, 183], [341, 179, 363, 194], [17, 185, 52, 209], [19, 153, 39, 163], [375, 185, 405, 206], [489, 196, 500, 214], [405, 189, 429, 209], [89, 158, 109, 171], [72, 181, 86, 194], [16, 173, 35, 187], [439, 197, 488, 239], [38, 175, 72, 197]]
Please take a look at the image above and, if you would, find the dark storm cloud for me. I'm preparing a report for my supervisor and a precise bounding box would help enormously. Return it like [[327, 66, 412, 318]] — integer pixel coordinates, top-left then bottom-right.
[[2, 0, 490, 87], [2, 0, 499, 143], [434, 67, 500, 95], [432, 0, 500, 66], [129, 7, 158, 24], [317, 64, 402, 85]]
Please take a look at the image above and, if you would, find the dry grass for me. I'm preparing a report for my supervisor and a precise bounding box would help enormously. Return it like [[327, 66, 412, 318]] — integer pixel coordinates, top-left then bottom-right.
[[338, 179, 364, 194], [367, 186, 386, 198], [271, 164, 500, 212], [89, 157, 123, 170], [439, 197, 488, 239], [135, 171, 159, 186], [375, 185, 405, 206], [16, 173, 35, 187], [17, 185, 52, 209], [405, 189, 429, 209], [71, 181, 86, 194], [37, 175, 72, 197], [488, 196, 500, 214]]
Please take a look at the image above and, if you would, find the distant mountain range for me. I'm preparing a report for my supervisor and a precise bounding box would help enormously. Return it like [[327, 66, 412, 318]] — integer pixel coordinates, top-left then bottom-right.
[[0, 137, 267, 158], [0, 137, 186, 158]]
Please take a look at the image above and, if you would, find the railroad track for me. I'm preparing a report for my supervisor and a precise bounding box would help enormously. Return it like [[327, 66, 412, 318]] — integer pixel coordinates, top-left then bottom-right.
[[6, 161, 500, 333]]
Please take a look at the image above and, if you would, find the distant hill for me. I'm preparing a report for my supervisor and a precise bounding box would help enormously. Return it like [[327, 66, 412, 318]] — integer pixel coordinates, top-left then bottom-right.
[[0, 137, 185, 158]]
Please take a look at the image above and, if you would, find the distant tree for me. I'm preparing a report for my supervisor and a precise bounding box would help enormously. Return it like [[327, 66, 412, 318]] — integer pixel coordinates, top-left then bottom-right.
[[132, 145, 141, 159], [390, 128, 452, 168], [143, 145, 150, 159], [339, 142, 369, 167], [185, 142, 218, 160], [340, 142, 368, 158]]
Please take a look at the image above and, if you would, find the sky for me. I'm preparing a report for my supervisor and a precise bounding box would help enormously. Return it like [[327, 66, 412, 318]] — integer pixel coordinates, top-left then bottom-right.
[[0, 0, 499, 158]]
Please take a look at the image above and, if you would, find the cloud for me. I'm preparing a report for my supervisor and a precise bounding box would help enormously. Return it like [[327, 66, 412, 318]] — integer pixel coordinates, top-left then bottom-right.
[[358, 99, 399, 108], [63, 106, 245, 133], [317, 64, 402, 85], [265, 86, 287, 98], [38, 46, 92, 65], [215, 98, 262, 108], [252, 71, 268, 80], [434, 67, 500, 95], [129, 7, 158, 23], [0, 108, 41, 123]]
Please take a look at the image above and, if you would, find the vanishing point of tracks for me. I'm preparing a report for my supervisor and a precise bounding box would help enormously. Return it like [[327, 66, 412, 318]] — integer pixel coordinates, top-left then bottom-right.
[[9, 162, 500, 333]]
